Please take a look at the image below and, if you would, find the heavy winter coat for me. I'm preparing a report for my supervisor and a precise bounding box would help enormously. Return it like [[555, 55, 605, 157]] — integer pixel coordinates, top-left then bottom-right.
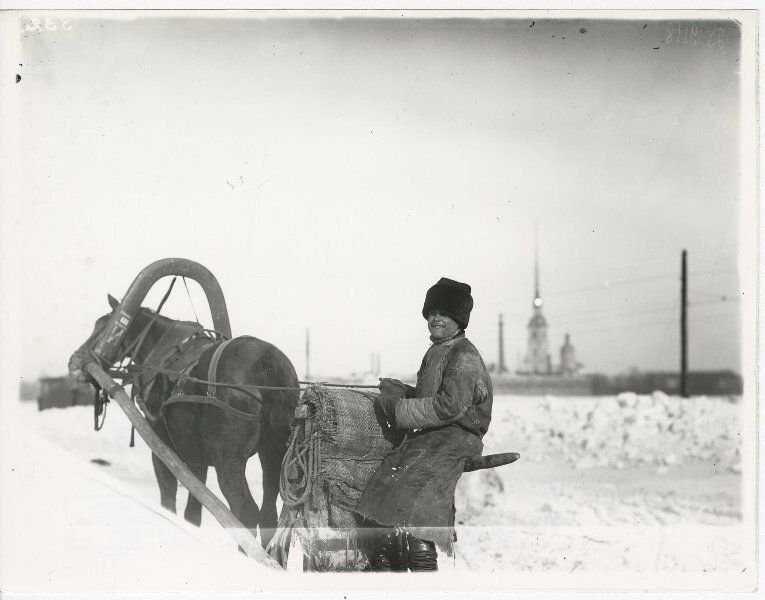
[[354, 332, 492, 553]]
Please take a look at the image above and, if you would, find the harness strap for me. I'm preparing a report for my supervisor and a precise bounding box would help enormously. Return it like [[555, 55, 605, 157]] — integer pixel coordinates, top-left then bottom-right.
[[142, 323, 205, 372], [117, 278, 178, 364], [136, 326, 210, 401], [121, 313, 159, 362], [159, 338, 264, 421], [127, 363, 294, 395], [164, 393, 263, 422], [207, 338, 236, 397], [123, 362, 382, 394]]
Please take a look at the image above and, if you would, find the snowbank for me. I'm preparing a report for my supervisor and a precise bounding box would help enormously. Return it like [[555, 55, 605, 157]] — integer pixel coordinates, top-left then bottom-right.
[[490, 393, 741, 472]]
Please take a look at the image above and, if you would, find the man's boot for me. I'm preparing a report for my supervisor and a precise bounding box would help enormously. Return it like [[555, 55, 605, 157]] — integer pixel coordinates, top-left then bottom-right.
[[405, 534, 438, 572], [368, 528, 405, 572]]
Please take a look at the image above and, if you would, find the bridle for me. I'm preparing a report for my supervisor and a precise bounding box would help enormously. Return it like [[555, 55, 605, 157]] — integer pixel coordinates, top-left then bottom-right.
[[88, 278, 178, 430]]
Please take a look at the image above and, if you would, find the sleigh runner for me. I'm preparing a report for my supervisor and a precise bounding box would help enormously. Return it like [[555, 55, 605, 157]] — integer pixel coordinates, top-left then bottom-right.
[[68, 258, 519, 572]]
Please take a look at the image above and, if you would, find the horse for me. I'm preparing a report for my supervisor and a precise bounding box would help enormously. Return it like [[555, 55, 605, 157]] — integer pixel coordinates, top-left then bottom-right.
[[68, 294, 299, 548]]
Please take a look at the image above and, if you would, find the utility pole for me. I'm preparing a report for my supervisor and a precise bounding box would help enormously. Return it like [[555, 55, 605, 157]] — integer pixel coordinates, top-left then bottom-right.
[[305, 328, 310, 381], [680, 250, 688, 398], [498, 314, 507, 373], [534, 222, 541, 303]]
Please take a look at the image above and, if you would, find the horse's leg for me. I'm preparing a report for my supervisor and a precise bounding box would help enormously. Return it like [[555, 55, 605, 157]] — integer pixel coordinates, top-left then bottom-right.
[[258, 436, 284, 549], [215, 458, 261, 547], [151, 452, 178, 514], [183, 463, 208, 527], [164, 403, 207, 527]]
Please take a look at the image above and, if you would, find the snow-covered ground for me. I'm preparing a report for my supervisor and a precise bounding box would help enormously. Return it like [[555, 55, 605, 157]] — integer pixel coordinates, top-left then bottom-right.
[[0, 401, 284, 593], [455, 394, 749, 580], [0, 394, 755, 593]]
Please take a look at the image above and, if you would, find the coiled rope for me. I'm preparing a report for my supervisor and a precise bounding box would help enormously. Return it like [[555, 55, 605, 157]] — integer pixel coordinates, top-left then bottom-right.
[[279, 423, 322, 508]]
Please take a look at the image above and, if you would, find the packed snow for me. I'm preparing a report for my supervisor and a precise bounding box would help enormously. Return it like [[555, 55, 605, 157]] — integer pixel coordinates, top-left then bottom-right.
[[0, 393, 753, 592], [488, 392, 742, 472]]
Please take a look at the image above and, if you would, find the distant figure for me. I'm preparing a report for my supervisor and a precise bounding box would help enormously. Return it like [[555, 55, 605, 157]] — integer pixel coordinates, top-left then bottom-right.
[[355, 277, 493, 572]]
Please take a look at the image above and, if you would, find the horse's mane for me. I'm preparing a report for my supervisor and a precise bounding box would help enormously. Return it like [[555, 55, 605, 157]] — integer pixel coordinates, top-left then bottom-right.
[[137, 306, 203, 331]]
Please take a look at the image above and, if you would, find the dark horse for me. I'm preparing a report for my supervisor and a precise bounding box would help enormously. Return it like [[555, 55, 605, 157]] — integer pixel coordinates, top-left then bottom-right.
[[68, 294, 299, 548]]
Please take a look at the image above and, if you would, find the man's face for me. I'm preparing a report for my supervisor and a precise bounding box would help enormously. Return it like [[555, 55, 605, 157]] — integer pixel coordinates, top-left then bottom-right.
[[427, 311, 460, 340]]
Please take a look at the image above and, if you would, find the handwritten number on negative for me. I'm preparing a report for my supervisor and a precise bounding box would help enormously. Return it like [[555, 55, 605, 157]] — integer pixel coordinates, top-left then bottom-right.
[[22, 17, 72, 33]]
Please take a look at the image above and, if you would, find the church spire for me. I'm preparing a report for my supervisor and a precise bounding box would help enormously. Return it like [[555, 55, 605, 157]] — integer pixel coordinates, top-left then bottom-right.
[[533, 222, 543, 308], [521, 221, 551, 374]]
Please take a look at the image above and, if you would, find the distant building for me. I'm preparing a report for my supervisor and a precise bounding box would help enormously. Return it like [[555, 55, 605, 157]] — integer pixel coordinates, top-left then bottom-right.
[[19, 378, 40, 402], [493, 225, 591, 393], [559, 333, 580, 377], [37, 376, 94, 411], [518, 234, 552, 374], [491, 229, 740, 396], [591, 370, 742, 396]]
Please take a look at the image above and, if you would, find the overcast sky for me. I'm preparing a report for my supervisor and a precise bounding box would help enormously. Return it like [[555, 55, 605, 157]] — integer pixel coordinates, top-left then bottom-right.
[[3, 13, 748, 382]]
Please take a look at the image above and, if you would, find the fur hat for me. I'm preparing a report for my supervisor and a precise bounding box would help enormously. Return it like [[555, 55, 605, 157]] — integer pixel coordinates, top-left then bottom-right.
[[422, 277, 474, 329]]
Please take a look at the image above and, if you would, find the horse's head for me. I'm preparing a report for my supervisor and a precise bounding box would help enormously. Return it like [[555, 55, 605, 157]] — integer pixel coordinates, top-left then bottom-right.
[[68, 293, 155, 382], [68, 294, 121, 382]]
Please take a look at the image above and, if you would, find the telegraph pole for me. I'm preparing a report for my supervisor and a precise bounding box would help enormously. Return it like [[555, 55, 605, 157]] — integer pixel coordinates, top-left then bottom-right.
[[498, 314, 507, 373], [370, 353, 381, 377], [680, 250, 688, 397], [305, 328, 311, 381]]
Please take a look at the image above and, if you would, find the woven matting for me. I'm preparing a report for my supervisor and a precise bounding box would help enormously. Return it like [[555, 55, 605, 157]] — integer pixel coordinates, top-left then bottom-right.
[[303, 386, 402, 511]]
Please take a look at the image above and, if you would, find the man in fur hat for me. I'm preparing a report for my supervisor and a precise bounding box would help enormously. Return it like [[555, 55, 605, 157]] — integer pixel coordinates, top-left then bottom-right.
[[355, 277, 493, 571]]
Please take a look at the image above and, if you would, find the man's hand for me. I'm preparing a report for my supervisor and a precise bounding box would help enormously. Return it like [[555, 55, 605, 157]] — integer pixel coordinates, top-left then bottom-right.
[[377, 380, 406, 422], [378, 378, 408, 394]]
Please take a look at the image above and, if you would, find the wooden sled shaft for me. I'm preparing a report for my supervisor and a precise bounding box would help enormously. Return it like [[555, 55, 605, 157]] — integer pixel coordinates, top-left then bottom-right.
[[84, 361, 282, 570]]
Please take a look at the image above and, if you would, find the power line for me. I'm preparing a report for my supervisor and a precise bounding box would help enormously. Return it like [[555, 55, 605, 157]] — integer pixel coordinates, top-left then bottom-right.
[[692, 312, 741, 322], [477, 274, 675, 308], [374, 292, 742, 352], [690, 297, 741, 307], [477, 297, 738, 334], [612, 244, 739, 264], [689, 288, 741, 299], [562, 317, 680, 338], [558, 304, 677, 327], [479, 268, 738, 309], [654, 296, 680, 368]]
